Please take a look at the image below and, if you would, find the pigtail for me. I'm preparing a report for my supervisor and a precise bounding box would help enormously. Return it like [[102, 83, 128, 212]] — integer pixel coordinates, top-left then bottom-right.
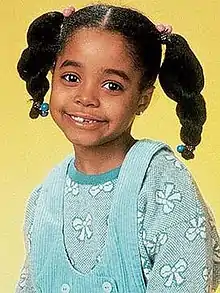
[[17, 12, 64, 118], [159, 34, 207, 159]]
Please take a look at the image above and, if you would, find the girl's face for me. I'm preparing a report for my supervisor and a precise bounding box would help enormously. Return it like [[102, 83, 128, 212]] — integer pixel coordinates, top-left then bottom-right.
[[50, 28, 153, 148]]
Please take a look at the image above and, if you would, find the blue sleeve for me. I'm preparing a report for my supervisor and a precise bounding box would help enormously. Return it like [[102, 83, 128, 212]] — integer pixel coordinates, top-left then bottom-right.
[[139, 151, 220, 293], [143, 219, 217, 292], [15, 185, 42, 293]]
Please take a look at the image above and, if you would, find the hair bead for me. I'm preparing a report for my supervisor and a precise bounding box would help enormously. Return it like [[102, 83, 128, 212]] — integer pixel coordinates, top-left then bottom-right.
[[177, 145, 186, 153], [40, 102, 49, 112]]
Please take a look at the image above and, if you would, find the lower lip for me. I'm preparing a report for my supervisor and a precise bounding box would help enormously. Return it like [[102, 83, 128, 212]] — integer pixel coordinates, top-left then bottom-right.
[[64, 114, 107, 129]]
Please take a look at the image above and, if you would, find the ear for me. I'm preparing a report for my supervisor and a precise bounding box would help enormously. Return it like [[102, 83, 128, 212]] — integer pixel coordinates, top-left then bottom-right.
[[137, 86, 155, 114]]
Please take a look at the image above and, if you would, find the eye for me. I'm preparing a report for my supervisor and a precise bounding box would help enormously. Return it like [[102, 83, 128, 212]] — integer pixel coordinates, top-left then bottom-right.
[[103, 82, 123, 92], [61, 73, 80, 83]]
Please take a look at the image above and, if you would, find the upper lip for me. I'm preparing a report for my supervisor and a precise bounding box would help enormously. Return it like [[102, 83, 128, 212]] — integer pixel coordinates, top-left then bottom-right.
[[68, 112, 106, 122]]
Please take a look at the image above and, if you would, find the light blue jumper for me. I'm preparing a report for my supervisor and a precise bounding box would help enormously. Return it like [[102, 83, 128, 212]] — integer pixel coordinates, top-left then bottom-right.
[[16, 139, 220, 293]]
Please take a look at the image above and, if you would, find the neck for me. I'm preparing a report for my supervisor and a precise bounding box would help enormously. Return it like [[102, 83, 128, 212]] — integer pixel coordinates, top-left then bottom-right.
[[73, 135, 137, 175]]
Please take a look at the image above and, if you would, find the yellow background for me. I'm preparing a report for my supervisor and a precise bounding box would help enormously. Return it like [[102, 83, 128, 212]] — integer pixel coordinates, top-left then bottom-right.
[[1, 0, 219, 291]]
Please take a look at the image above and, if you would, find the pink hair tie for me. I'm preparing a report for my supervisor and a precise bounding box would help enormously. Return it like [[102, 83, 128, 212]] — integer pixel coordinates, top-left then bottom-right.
[[155, 23, 173, 44], [62, 6, 76, 17]]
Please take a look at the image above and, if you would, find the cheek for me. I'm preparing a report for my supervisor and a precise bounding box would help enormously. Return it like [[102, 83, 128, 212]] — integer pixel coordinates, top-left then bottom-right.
[[106, 100, 137, 125], [50, 78, 65, 108], [113, 96, 139, 116], [49, 94, 58, 122], [49, 89, 64, 120]]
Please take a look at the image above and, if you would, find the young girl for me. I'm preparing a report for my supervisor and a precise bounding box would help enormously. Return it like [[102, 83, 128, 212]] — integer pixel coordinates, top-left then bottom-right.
[[16, 4, 220, 293]]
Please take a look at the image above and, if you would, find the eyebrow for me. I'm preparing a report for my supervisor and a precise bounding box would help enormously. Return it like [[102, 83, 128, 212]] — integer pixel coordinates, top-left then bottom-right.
[[59, 59, 130, 82], [59, 60, 82, 69], [103, 68, 130, 82]]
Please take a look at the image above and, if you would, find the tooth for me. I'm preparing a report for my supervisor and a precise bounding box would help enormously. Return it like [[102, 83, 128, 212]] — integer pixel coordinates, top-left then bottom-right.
[[71, 115, 99, 124], [78, 117, 84, 123], [73, 116, 84, 123]]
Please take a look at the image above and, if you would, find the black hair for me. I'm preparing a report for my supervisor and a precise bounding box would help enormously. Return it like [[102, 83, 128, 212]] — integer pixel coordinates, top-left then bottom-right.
[[17, 4, 206, 160]]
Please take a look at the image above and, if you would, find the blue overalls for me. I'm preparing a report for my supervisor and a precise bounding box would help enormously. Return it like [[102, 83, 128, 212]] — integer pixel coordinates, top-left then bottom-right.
[[29, 140, 169, 292]]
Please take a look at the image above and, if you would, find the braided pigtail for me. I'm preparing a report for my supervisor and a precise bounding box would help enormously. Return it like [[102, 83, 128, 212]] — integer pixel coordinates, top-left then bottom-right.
[[159, 34, 206, 159], [17, 12, 64, 118]]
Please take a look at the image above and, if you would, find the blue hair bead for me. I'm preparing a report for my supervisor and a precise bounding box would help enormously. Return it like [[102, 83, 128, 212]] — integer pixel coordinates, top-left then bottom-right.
[[40, 111, 49, 117], [40, 102, 49, 112], [177, 145, 186, 153]]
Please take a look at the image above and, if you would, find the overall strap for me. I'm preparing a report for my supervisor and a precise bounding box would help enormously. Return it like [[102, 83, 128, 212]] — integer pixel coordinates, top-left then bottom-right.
[[110, 139, 171, 291]]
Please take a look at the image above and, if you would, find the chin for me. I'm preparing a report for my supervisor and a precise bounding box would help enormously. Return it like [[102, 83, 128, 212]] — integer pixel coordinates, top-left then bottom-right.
[[63, 132, 109, 148]]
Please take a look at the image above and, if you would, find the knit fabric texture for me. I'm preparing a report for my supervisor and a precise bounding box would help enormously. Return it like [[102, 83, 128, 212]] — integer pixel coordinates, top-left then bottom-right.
[[15, 139, 220, 293]]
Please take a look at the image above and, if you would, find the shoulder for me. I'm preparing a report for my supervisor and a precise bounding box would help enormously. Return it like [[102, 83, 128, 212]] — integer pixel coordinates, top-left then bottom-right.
[[140, 141, 191, 190], [35, 154, 73, 190], [23, 154, 73, 230], [139, 145, 210, 232], [44, 154, 73, 179]]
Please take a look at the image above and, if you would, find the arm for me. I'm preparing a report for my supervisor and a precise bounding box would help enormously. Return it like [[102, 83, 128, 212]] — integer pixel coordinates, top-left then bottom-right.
[[142, 218, 218, 292], [15, 256, 36, 293], [139, 151, 220, 292], [15, 186, 42, 293]]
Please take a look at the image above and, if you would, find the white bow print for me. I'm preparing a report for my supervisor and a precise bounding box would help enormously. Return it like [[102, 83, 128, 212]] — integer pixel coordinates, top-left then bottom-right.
[[160, 258, 187, 287], [156, 183, 182, 214], [213, 239, 220, 262], [185, 216, 206, 242], [141, 256, 152, 281], [72, 213, 93, 241], [165, 155, 184, 170], [137, 210, 144, 226], [18, 267, 27, 289], [65, 177, 79, 196], [89, 181, 114, 197], [144, 232, 168, 256], [202, 267, 209, 281]]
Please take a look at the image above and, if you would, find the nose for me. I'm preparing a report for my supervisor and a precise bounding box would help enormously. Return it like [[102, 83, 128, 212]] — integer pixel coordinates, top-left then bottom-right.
[[74, 82, 100, 108]]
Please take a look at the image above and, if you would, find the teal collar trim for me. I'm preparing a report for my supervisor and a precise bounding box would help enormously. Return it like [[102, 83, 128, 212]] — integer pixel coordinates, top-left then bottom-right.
[[67, 160, 121, 185]]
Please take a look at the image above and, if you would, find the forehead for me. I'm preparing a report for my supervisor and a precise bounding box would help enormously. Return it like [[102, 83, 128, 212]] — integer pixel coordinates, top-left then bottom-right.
[[57, 28, 135, 70]]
